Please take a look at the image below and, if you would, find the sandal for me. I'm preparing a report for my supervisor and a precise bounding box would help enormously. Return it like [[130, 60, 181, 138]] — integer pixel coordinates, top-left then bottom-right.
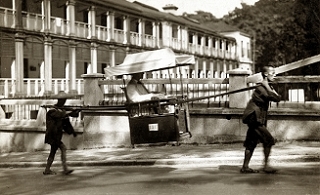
[[43, 170, 56, 175], [240, 168, 259, 174], [63, 169, 74, 175]]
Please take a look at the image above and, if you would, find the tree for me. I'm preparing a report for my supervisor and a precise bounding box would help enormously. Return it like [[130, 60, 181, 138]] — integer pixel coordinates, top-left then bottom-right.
[[222, 0, 319, 72]]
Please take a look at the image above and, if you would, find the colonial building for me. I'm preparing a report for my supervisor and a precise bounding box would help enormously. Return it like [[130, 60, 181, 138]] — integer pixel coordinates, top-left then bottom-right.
[[0, 0, 252, 96]]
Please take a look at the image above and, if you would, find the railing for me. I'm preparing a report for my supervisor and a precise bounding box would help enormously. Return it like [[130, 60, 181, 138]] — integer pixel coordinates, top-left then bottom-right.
[[75, 21, 89, 38], [272, 76, 320, 109], [1, 76, 320, 121], [130, 32, 140, 46], [0, 98, 83, 121], [171, 38, 181, 50], [144, 34, 156, 48], [0, 7, 15, 28], [96, 25, 109, 41], [50, 17, 67, 35], [22, 11, 43, 31], [0, 78, 84, 98], [114, 28, 125, 43], [0, 6, 239, 60], [99, 78, 230, 108]]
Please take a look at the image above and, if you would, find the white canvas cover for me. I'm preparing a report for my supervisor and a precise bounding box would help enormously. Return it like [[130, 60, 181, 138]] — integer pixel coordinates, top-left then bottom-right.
[[104, 48, 195, 76]]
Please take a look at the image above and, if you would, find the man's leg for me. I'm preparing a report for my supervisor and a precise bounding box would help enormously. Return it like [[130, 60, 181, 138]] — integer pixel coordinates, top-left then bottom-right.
[[60, 142, 73, 175], [43, 145, 58, 175], [263, 146, 277, 173], [263, 146, 271, 167], [243, 148, 254, 169], [241, 127, 259, 173]]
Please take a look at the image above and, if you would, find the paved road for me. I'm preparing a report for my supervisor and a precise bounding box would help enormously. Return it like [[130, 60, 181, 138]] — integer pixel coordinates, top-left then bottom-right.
[[1, 163, 319, 195]]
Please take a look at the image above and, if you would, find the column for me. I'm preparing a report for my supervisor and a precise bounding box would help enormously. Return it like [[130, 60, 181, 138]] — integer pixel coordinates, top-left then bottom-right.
[[155, 22, 160, 48], [194, 57, 199, 78], [14, 33, 24, 96], [42, 0, 51, 32], [202, 59, 207, 78], [221, 40, 225, 58], [200, 36, 205, 55], [138, 19, 145, 46], [106, 11, 115, 41], [161, 21, 171, 47], [91, 42, 98, 73], [152, 22, 159, 48], [123, 15, 130, 44], [14, 0, 23, 30], [216, 60, 221, 78], [82, 74, 105, 106], [208, 37, 213, 57], [216, 38, 220, 57], [227, 68, 252, 108], [88, 6, 96, 39], [192, 33, 197, 54], [209, 61, 214, 78], [109, 46, 116, 67], [66, 0, 76, 36], [177, 25, 182, 50], [44, 36, 53, 95], [69, 40, 77, 94]]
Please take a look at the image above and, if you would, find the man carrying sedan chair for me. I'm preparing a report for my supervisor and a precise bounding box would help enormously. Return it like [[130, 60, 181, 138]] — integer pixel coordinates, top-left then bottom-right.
[[43, 91, 80, 175]]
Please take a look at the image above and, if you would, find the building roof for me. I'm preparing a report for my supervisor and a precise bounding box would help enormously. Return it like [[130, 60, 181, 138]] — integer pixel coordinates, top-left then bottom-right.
[[204, 21, 240, 32]]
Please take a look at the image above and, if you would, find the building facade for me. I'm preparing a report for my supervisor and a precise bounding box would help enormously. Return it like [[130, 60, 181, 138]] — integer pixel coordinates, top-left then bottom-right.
[[0, 0, 252, 96]]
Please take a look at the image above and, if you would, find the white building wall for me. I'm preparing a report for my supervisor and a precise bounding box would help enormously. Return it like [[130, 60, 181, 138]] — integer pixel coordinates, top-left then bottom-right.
[[220, 31, 253, 71]]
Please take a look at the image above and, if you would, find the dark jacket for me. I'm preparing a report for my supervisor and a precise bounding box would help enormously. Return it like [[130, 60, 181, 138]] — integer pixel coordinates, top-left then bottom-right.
[[242, 84, 281, 125], [44, 107, 78, 145]]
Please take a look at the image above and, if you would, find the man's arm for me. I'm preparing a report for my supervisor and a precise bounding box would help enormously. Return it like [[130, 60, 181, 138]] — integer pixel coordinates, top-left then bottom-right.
[[261, 81, 281, 102]]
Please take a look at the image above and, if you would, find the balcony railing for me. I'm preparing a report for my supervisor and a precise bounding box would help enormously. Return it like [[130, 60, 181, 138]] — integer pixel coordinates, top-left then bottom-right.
[[130, 32, 141, 46], [0, 7, 14, 28], [0, 6, 237, 60], [75, 21, 89, 38], [22, 11, 43, 31], [96, 25, 109, 41], [114, 28, 125, 43]]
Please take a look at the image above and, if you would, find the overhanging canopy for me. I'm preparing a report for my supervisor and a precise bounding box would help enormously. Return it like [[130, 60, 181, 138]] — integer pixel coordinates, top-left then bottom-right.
[[104, 48, 195, 77]]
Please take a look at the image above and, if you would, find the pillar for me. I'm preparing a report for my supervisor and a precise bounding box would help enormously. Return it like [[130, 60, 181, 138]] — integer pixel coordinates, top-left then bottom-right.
[[138, 18, 145, 47], [66, 0, 75, 36], [69, 40, 77, 94], [209, 61, 214, 78], [227, 68, 252, 108], [42, 0, 51, 32], [123, 15, 130, 44], [44, 36, 52, 94], [82, 73, 104, 106], [14, 33, 24, 96], [109, 46, 116, 67], [91, 42, 98, 73], [14, 0, 23, 30], [152, 22, 160, 48], [202, 59, 207, 78], [208, 37, 213, 57], [177, 25, 182, 50], [106, 11, 115, 41], [88, 6, 96, 39], [194, 57, 199, 78]]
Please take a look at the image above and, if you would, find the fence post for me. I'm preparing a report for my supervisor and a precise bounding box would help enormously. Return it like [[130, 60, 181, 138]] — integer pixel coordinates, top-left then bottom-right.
[[82, 73, 104, 106], [227, 68, 252, 108]]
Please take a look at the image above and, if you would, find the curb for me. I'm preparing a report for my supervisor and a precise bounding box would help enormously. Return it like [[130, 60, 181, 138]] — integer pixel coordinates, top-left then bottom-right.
[[1, 155, 319, 168]]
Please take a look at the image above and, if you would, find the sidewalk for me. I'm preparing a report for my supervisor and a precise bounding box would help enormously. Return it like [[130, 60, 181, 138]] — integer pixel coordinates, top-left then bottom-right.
[[0, 141, 319, 168]]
